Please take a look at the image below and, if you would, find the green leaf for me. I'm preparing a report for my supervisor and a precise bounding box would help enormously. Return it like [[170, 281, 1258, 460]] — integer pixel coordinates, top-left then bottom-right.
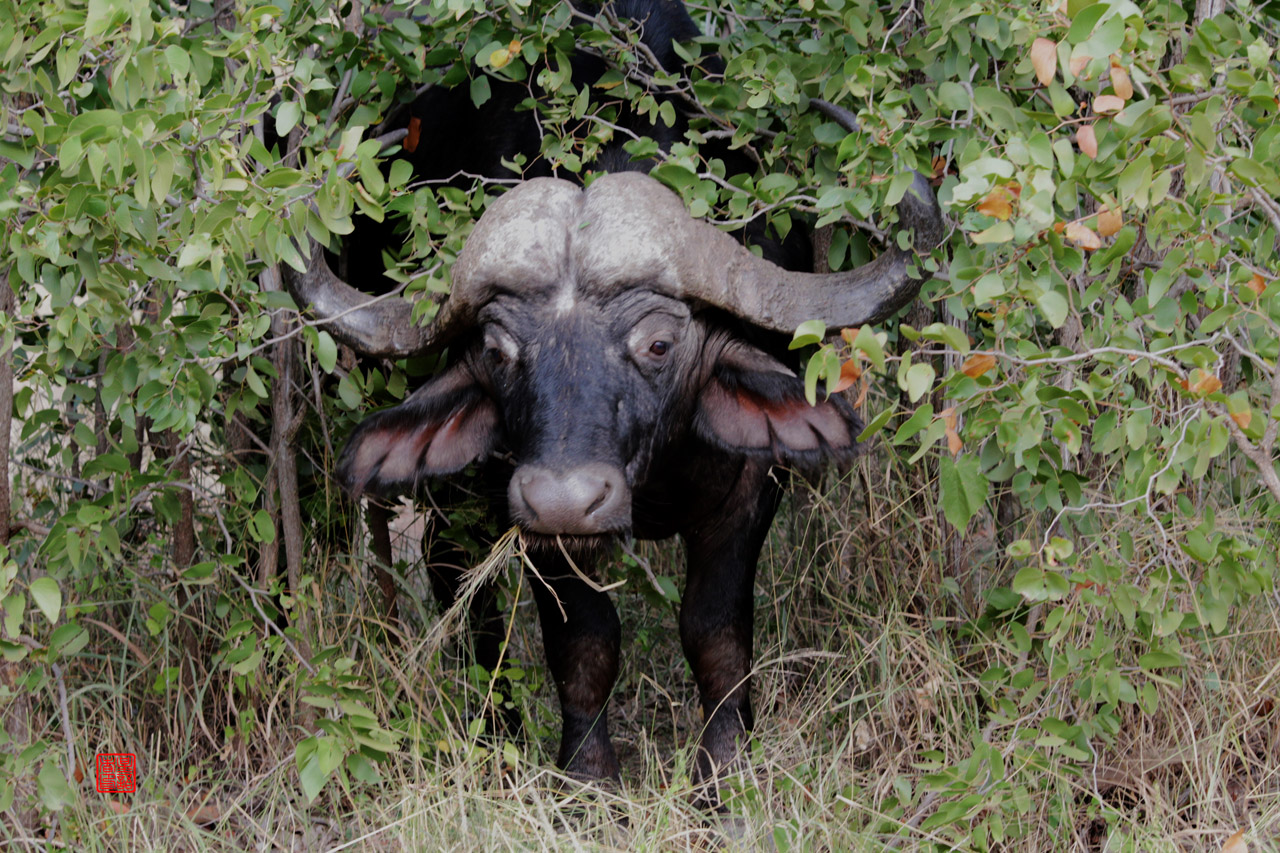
[[30, 577, 61, 625], [315, 331, 337, 373], [276, 101, 302, 137], [789, 319, 826, 349], [1138, 651, 1183, 670], [1034, 290, 1069, 329], [938, 454, 988, 530], [903, 362, 936, 403], [1011, 567, 1070, 602], [38, 761, 78, 811], [850, 326, 885, 371], [178, 233, 213, 269], [249, 509, 276, 544]]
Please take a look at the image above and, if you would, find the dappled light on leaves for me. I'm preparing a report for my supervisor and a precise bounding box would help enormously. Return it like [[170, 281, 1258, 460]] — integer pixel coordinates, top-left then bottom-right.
[[1031, 38, 1057, 86], [1064, 222, 1101, 250], [1093, 94, 1125, 114], [977, 187, 1014, 221], [1097, 207, 1123, 237], [961, 353, 997, 378], [1109, 60, 1134, 100], [1077, 123, 1099, 158]]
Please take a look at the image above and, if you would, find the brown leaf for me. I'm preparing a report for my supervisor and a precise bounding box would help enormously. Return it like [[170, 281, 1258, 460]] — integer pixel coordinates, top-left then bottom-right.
[[1230, 409, 1253, 430], [961, 353, 997, 378], [1069, 54, 1092, 77], [831, 359, 863, 393], [931, 155, 948, 180], [942, 408, 963, 454], [106, 799, 130, 815], [1221, 828, 1248, 853], [1190, 371, 1223, 394], [1077, 124, 1098, 158], [187, 804, 223, 824], [1246, 273, 1267, 296], [404, 117, 421, 153], [1093, 94, 1125, 114], [1097, 207, 1122, 237], [976, 187, 1013, 221], [1031, 38, 1057, 86], [1109, 60, 1134, 100], [1064, 222, 1101, 250]]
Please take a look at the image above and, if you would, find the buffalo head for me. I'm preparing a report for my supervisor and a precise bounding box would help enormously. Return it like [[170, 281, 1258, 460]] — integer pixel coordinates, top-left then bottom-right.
[[285, 171, 942, 543]]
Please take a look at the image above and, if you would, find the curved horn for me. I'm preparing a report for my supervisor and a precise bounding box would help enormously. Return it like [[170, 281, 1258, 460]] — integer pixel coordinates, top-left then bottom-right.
[[281, 239, 475, 359], [671, 171, 944, 333], [649, 97, 943, 333]]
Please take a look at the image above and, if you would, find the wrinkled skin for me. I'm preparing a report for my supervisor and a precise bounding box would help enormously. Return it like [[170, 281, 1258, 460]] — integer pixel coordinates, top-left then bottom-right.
[[314, 0, 923, 808], [340, 285, 859, 790]]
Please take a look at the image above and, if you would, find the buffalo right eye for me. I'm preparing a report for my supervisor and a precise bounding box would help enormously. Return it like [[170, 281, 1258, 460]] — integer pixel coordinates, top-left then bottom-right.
[[649, 340, 670, 357]]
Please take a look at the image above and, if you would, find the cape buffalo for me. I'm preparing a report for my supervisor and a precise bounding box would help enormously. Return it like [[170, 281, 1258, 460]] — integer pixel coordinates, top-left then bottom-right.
[[283, 0, 944, 801]]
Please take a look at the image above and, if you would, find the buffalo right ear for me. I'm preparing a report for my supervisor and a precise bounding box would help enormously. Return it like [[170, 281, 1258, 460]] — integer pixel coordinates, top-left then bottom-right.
[[337, 362, 498, 497], [694, 341, 860, 468]]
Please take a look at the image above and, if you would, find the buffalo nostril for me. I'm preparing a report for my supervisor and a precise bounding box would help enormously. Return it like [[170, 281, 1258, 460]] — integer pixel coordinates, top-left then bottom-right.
[[584, 481, 611, 517]]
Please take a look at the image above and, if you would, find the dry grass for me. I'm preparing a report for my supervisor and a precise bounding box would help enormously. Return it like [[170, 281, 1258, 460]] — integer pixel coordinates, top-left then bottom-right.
[[3, 448, 1278, 852]]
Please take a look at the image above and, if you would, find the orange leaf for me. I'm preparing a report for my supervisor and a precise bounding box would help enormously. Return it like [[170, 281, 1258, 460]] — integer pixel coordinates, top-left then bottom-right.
[[1109, 60, 1134, 99], [1221, 828, 1248, 853], [404, 117, 421, 153], [1069, 54, 1092, 77], [508, 39, 522, 54], [1077, 124, 1098, 158], [1230, 409, 1253, 430], [1246, 273, 1267, 296], [831, 359, 863, 393], [1031, 38, 1057, 86], [961, 353, 997, 378], [1190, 371, 1223, 394], [187, 804, 223, 824], [1064, 222, 1101, 250], [1097, 207, 1122, 237], [1094, 94, 1125, 114], [942, 407, 963, 454], [977, 187, 1013, 221], [931, 155, 948, 179], [106, 799, 130, 815]]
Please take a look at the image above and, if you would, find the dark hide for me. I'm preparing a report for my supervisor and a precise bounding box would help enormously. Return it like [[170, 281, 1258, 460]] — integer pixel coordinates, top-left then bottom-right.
[[335, 0, 866, 803]]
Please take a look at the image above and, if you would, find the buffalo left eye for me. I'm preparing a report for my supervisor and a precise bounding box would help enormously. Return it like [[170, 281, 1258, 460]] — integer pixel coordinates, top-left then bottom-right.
[[649, 340, 671, 357]]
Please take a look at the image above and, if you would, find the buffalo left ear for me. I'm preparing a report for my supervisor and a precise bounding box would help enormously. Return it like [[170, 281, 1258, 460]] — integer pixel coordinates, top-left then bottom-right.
[[694, 342, 861, 466], [337, 361, 499, 497]]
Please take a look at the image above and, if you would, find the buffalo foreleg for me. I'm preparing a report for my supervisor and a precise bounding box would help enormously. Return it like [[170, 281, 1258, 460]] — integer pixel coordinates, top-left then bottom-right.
[[679, 458, 781, 805], [527, 549, 622, 780]]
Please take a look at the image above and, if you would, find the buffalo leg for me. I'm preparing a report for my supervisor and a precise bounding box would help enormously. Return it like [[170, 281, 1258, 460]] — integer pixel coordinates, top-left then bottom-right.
[[679, 459, 780, 804], [526, 550, 621, 780], [424, 524, 519, 732]]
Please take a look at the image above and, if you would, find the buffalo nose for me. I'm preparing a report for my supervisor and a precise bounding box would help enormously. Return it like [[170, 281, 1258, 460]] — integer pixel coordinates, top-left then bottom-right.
[[510, 463, 630, 535]]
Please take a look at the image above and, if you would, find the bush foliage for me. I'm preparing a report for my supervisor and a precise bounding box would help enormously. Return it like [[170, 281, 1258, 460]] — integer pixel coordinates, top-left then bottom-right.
[[2, 0, 1278, 848]]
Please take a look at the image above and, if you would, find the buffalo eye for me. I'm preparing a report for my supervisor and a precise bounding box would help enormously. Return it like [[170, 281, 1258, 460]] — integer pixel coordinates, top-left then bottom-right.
[[649, 340, 670, 357]]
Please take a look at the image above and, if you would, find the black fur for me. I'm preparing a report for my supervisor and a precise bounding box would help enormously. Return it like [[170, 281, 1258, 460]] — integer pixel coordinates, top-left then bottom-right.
[[337, 1, 860, 805]]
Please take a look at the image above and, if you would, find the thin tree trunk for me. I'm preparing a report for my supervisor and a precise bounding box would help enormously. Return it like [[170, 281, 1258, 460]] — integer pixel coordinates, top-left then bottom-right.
[[261, 264, 311, 657], [1, 268, 12, 547], [367, 501, 399, 625]]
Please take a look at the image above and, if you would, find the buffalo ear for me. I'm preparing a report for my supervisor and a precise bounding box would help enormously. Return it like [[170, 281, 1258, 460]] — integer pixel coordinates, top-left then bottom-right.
[[694, 342, 861, 466], [337, 362, 498, 497]]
